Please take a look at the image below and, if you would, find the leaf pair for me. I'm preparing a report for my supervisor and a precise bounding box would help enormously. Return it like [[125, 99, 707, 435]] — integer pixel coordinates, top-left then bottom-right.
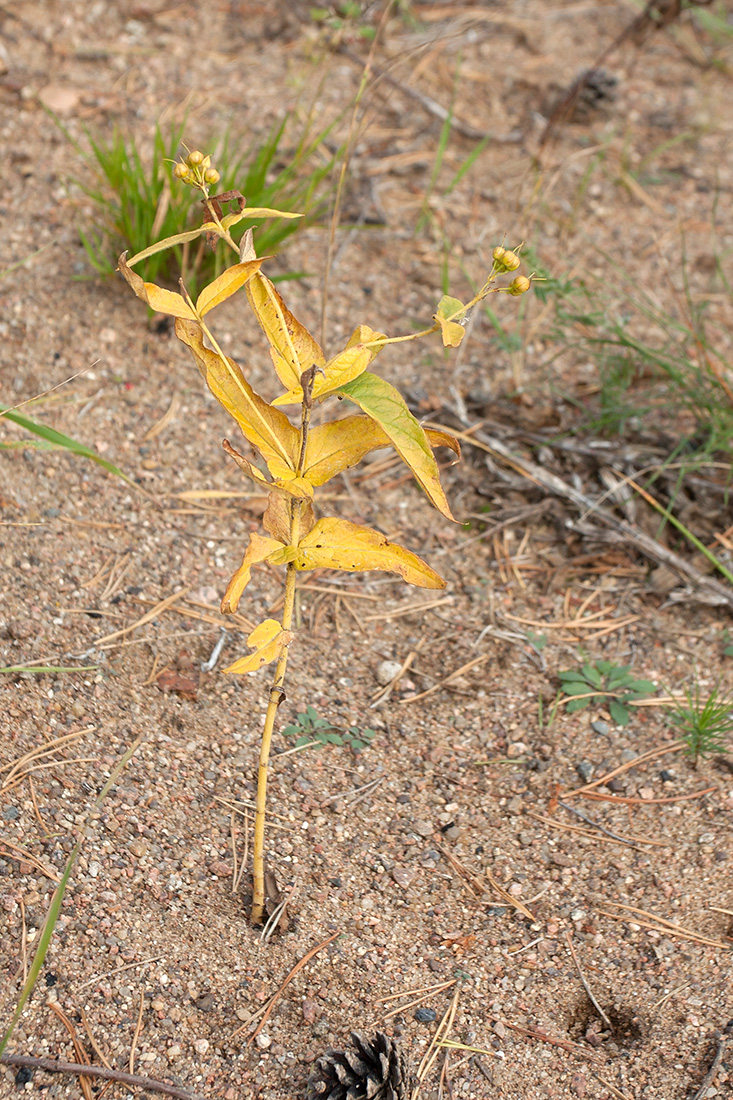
[[221, 513, 446, 622]]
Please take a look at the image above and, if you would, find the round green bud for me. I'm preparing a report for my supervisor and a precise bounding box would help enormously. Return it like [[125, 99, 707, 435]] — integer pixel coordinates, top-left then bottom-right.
[[204, 168, 220, 185], [508, 275, 531, 296], [187, 150, 204, 167]]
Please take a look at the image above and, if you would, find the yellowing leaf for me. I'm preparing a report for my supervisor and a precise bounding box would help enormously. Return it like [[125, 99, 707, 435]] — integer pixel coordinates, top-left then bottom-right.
[[118, 253, 197, 319], [293, 517, 446, 589], [273, 325, 387, 406], [220, 534, 285, 614], [336, 372, 455, 520], [223, 618, 293, 675], [434, 295, 467, 348], [304, 417, 460, 487], [221, 207, 303, 232], [124, 227, 219, 268], [263, 493, 316, 542], [196, 260, 264, 315], [246, 272, 324, 393], [175, 318, 299, 479], [222, 440, 312, 499]]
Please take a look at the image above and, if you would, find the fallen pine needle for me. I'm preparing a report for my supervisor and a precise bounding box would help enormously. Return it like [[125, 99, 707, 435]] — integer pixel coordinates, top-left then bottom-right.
[[598, 902, 730, 950], [561, 742, 685, 798], [237, 931, 340, 1042], [399, 653, 491, 704]]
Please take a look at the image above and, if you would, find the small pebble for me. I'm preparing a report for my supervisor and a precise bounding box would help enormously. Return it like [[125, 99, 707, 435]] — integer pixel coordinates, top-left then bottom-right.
[[2, 806, 19, 821], [413, 820, 433, 837], [591, 720, 610, 735], [415, 1007, 437, 1023], [698, 833, 715, 844], [193, 1039, 209, 1055], [166, 1044, 182, 1062], [442, 825, 462, 841], [575, 761, 594, 783], [391, 867, 413, 889], [255, 1032, 271, 1049], [376, 659, 402, 686], [659, 770, 676, 782]]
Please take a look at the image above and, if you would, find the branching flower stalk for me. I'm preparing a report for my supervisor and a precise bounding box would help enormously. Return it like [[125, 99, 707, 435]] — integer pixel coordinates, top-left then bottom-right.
[[119, 148, 534, 924]]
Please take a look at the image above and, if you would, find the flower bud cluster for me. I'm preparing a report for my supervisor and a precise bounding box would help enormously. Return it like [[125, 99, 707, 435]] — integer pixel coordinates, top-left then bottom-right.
[[490, 245, 532, 297], [492, 246, 521, 273], [173, 150, 220, 190]]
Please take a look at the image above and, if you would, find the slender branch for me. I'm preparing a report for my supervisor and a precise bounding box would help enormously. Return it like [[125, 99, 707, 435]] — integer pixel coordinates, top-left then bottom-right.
[[250, 368, 317, 925], [0, 1054, 206, 1100]]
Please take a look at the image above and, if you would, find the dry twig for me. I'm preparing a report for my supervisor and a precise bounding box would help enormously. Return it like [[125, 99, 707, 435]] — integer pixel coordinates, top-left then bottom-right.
[[0, 1055, 206, 1100]]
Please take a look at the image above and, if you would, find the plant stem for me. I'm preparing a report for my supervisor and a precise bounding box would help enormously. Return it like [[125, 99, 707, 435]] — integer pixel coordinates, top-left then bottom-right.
[[250, 371, 315, 925]]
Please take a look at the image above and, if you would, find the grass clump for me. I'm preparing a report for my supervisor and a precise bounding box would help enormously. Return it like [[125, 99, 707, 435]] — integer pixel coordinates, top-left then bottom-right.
[[58, 115, 338, 294]]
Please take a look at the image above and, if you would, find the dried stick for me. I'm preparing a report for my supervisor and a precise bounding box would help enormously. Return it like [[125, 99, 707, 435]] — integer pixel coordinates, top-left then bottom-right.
[[565, 932, 613, 1031], [461, 429, 733, 609], [0, 1055, 205, 1100]]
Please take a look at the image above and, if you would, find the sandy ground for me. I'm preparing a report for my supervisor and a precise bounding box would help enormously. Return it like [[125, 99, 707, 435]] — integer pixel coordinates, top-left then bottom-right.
[[2, 2, 733, 1099]]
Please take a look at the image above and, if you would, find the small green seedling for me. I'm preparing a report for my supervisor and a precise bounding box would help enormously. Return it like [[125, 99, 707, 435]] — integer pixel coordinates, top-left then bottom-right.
[[558, 660, 656, 727], [119, 147, 533, 924], [666, 681, 733, 768], [282, 705, 376, 751]]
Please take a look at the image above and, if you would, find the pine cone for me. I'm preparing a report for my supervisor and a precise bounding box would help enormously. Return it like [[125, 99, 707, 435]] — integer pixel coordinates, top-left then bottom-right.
[[306, 1031, 411, 1100]]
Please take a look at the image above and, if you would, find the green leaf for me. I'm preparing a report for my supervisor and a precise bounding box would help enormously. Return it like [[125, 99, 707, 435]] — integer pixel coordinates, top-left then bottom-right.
[[305, 705, 319, 720], [295, 735, 312, 748], [626, 679, 656, 695], [609, 700, 631, 726], [282, 725, 300, 737], [350, 740, 365, 750], [336, 372, 454, 520], [566, 698, 591, 713], [558, 670, 585, 683], [326, 733, 344, 744], [0, 406, 130, 483], [581, 663, 603, 689], [561, 681, 591, 698], [606, 665, 632, 688]]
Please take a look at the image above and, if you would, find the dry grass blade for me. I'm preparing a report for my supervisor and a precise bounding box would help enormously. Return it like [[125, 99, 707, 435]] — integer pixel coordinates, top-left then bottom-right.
[[77, 956, 164, 992], [565, 932, 612, 1030], [561, 742, 686, 798], [143, 393, 179, 441], [382, 980, 457, 1023], [1, 728, 89, 786], [363, 596, 453, 622], [90, 587, 190, 646], [129, 987, 145, 1076], [231, 931, 340, 1041], [49, 1002, 94, 1100], [0, 839, 62, 882], [440, 847, 535, 921], [399, 653, 490, 705], [599, 901, 730, 950], [413, 985, 461, 1098], [380, 979, 457, 1004]]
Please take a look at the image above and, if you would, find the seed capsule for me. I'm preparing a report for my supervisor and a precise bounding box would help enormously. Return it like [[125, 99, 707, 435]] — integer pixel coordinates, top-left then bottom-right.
[[173, 162, 189, 180], [204, 167, 220, 185], [492, 246, 507, 263], [502, 250, 521, 271], [508, 275, 531, 296], [187, 150, 204, 167]]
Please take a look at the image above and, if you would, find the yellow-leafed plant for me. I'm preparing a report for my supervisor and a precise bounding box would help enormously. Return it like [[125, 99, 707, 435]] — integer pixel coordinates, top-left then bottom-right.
[[119, 149, 533, 924]]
